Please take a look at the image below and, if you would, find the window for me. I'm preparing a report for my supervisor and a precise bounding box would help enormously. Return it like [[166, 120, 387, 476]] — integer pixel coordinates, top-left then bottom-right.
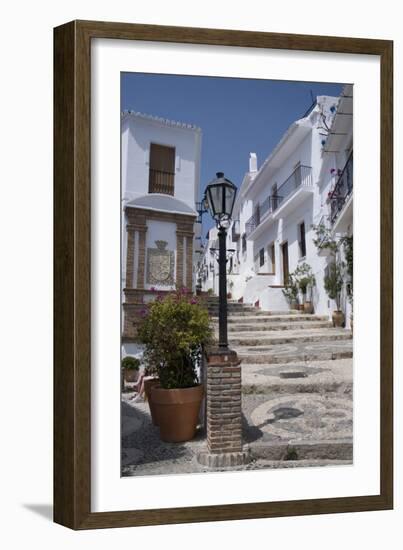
[[268, 242, 276, 273], [298, 221, 306, 258], [259, 248, 265, 267], [148, 143, 175, 195]]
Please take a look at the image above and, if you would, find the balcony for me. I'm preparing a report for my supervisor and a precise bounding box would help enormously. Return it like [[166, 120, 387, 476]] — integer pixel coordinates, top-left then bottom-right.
[[245, 165, 312, 239], [245, 196, 282, 237], [329, 153, 353, 227], [149, 168, 175, 196]]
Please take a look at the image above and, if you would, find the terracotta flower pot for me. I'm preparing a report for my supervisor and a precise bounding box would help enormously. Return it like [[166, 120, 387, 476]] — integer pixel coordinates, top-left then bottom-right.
[[124, 368, 139, 384], [332, 310, 345, 327], [143, 377, 160, 426], [290, 300, 299, 311], [151, 385, 204, 443], [304, 301, 314, 314]]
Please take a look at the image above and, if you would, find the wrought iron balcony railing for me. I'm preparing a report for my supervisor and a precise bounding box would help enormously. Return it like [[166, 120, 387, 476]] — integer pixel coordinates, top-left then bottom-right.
[[245, 165, 312, 237], [149, 168, 175, 195], [276, 164, 312, 201], [329, 153, 353, 225], [245, 196, 282, 236]]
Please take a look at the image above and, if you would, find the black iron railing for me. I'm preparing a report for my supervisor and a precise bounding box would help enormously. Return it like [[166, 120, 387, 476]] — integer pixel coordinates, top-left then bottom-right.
[[276, 164, 312, 201], [244, 165, 312, 237], [329, 153, 353, 225], [149, 168, 175, 195], [246, 198, 279, 236]]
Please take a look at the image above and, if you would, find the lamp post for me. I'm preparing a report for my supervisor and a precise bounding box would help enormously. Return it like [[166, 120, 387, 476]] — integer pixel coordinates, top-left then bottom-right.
[[204, 172, 237, 349], [198, 172, 248, 468]]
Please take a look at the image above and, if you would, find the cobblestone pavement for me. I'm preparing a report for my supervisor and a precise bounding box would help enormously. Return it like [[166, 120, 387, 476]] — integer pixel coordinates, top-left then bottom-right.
[[122, 301, 353, 477], [121, 359, 353, 477]]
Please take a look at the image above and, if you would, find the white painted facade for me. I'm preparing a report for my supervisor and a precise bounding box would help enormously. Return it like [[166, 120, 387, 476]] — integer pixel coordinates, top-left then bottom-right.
[[121, 112, 203, 357], [121, 111, 202, 291], [200, 88, 353, 326]]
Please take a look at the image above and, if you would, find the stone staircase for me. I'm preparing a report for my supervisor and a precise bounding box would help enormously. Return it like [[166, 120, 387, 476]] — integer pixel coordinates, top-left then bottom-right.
[[206, 297, 353, 365], [206, 296, 353, 465]]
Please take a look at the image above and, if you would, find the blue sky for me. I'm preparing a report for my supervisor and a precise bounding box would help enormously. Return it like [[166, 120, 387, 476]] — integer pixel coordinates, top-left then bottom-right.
[[121, 73, 343, 234]]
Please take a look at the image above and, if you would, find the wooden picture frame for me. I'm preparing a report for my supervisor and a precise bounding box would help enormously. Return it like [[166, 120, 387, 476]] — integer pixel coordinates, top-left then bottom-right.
[[54, 20, 393, 529]]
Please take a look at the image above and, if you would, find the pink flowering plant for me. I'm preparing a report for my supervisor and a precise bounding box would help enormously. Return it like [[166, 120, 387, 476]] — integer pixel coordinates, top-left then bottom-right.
[[137, 289, 213, 389]]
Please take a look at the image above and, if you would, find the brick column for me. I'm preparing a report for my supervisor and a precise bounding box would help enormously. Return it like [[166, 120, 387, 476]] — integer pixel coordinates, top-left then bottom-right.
[[125, 229, 135, 288], [176, 231, 185, 288], [197, 347, 250, 468], [136, 227, 147, 289]]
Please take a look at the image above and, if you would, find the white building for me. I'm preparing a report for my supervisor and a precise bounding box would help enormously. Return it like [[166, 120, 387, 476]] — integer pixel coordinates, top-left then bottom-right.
[[121, 111, 202, 354], [201, 88, 353, 324], [198, 226, 220, 295]]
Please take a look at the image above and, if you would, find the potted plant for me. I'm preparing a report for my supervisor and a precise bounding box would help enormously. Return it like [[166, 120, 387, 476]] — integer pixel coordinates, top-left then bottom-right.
[[282, 273, 299, 311], [227, 280, 234, 299], [121, 356, 140, 384], [324, 261, 345, 327], [138, 289, 212, 443], [294, 263, 316, 314]]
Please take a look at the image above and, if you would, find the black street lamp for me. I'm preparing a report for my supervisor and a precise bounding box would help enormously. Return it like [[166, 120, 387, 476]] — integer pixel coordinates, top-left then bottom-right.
[[204, 172, 237, 348]]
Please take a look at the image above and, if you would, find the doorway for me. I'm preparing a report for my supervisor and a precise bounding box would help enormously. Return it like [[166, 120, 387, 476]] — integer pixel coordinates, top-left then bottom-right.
[[281, 241, 289, 285]]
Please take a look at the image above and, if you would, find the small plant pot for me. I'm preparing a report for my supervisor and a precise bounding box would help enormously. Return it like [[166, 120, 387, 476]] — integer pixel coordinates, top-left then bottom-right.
[[290, 300, 299, 311], [303, 301, 314, 314], [332, 310, 345, 327], [151, 385, 204, 443], [124, 368, 139, 384], [143, 377, 160, 426]]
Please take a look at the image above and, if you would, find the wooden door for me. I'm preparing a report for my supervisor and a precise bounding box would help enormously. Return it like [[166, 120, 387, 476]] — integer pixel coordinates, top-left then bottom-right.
[[149, 143, 176, 195], [281, 241, 289, 285]]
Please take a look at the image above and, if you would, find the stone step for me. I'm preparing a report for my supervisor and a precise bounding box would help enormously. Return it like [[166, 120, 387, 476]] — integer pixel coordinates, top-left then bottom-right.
[[246, 458, 353, 469], [242, 391, 353, 461], [236, 340, 353, 364], [225, 329, 352, 347], [247, 440, 353, 461], [241, 359, 353, 395], [211, 313, 328, 321], [225, 321, 334, 332], [211, 313, 329, 322], [207, 306, 262, 314], [207, 303, 300, 316]]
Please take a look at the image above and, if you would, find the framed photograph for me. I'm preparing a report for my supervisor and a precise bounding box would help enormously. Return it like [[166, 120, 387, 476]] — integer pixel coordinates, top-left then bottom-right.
[[54, 20, 393, 529]]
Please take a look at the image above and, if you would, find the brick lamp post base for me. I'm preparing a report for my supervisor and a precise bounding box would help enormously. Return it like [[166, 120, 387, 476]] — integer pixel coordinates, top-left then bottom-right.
[[197, 347, 250, 468]]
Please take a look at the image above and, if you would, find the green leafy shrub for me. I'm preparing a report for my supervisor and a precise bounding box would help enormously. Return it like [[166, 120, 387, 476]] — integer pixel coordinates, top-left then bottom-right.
[[282, 273, 299, 305], [137, 289, 213, 389], [121, 356, 140, 370], [311, 223, 338, 252], [294, 263, 316, 300], [324, 262, 344, 310]]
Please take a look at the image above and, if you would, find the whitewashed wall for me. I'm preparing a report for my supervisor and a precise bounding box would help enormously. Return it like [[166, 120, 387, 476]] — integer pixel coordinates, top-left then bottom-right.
[[121, 113, 201, 209]]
